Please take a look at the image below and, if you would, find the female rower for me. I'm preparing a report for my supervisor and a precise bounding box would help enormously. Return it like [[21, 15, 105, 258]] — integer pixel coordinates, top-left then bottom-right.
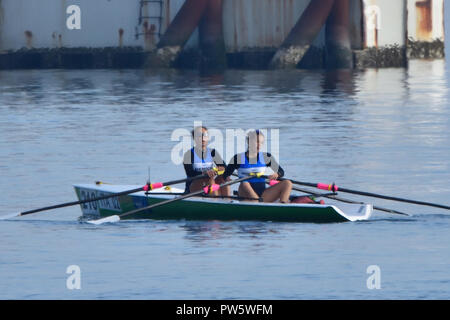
[[222, 130, 292, 203], [183, 126, 230, 196]]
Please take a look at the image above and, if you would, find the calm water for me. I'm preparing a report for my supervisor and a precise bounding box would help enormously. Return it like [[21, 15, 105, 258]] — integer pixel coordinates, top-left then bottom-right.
[[1, 61, 449, 299]]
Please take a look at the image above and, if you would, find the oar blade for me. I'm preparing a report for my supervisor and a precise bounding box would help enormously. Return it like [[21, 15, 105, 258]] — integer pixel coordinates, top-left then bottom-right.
[[0, 212, 21, 220], [86, 215, 120, 225]]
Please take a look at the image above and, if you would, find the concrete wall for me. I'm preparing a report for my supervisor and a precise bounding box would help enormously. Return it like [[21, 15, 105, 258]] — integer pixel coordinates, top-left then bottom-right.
[[0, 0, 193, 51], [407, 0, 444, 41], [362, 0, 406, 48], [0, 0, 141, 50], [223, 0, 317, 52], [0, 0, 444, 67], [0, 0, 362, 52]]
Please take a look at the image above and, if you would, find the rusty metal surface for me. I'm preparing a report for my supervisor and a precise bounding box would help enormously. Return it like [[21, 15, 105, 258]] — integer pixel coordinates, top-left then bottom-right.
[[284, 0, 335, 47], [199, 0, 226, 68], [200, 0, 224, 45], [24, 30, 33, 49], [416, 0, 433, 40], [326, 0, 351, 47], [0, 0, 144, 50], [326, 0, 353, 68], [407, 0, 444, 42], [223, 0, 312, 51], [158, 0, 208, 48]]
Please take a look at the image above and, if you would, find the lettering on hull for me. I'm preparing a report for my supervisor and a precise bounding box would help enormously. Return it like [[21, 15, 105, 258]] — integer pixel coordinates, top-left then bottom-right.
[[78, 188, 121, 215]]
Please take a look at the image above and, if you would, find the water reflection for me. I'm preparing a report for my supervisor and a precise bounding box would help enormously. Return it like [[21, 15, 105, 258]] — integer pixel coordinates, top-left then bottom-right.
[[180, 221, 282, 243], [180, 221, 231, 242], [321, 69, 357, 96]]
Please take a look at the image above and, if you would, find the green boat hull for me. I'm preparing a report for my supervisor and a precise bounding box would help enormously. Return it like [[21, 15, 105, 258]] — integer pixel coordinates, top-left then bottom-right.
[[74, 184, 372, 223]]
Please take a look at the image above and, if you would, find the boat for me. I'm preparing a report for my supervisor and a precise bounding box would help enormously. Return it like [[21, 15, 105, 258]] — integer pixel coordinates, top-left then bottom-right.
[[73, 183, 373, 223]]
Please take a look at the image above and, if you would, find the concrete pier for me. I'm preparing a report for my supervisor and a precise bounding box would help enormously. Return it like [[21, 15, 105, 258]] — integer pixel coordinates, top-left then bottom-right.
[[325, 0, 353, 69], [152, 0, 209, 67], [199, 0, 226, 70], [0, 0, 445, 70], [269, 0, 335, 69]]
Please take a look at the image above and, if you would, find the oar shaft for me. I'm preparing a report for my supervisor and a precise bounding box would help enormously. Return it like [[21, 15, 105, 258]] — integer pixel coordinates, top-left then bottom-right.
[[288, 179, 450, 210], [290, 185, 409, 216], [16, 174, 211, 218], [20, 186, 144, 216], [337, 187, 450, 210], [118, 176, 253, 219]]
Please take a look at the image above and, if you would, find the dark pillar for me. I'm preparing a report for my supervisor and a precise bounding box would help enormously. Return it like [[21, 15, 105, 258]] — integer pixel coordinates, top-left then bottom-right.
[[151, 0, 209, 67], [269, 0, 335, 69], [199, 0, 227, 70], [325, 0, 353, 68]]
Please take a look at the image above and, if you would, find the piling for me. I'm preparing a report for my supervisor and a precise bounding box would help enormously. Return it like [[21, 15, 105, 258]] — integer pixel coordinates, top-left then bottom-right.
[[325, 0, 353, 68], [152, 0, 209, 67], [269, 0, 335, 69], [199, 0, 227, 70]]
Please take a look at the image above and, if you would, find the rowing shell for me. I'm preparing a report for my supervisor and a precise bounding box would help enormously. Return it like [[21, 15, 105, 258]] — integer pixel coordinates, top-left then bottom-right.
[[73, 184, 373, 223]]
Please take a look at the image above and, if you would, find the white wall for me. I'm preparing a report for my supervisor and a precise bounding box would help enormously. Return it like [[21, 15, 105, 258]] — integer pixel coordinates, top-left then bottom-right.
[[0, 0, 141, 49], [363, 0, 406, 48], [407, 0, 444, 41]]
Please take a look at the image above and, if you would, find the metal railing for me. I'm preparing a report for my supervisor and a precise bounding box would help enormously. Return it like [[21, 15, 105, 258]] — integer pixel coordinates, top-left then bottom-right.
[[135, 0, 164, 40]]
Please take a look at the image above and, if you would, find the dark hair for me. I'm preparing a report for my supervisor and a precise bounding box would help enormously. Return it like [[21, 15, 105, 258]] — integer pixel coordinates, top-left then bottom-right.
[[247, 129, 264, 141], [191, 126, 208, 137]]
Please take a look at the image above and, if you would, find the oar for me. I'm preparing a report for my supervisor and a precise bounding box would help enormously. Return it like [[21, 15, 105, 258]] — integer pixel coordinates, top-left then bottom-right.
[[253, 174, 409, 216], [285, 179, 450, 211], [0, 174, 210, 220], [87, 175, 255, 225], [289, 185, 409, 216]]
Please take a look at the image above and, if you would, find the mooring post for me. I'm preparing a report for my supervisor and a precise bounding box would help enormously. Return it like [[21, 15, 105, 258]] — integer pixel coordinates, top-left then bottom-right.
[[269, 0, 336, 69], [199, 0, 227, 70], [151, 0, 209, 67], [325, 0, 353, 68]]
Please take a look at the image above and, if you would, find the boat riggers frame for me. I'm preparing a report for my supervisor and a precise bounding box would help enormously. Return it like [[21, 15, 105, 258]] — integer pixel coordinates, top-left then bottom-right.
[[285, 178, 450, 211], [0, 174, 213, 220], [87, 175, 256, 225]]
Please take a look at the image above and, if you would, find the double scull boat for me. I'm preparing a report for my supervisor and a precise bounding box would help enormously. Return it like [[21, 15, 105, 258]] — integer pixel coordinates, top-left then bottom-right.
[[74, 183, 373, 223]]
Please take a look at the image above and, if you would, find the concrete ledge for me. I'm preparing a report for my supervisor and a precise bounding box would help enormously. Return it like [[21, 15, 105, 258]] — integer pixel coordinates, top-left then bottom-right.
[[0, 47, 146, 69], [353, 45, 407, 69], [407, 39, 445, 60], [0, 45, 423, 70]]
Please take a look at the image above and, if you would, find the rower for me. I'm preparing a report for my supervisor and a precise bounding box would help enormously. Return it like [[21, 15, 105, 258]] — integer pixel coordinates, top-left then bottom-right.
[[222, 130, 292, 203], [183, 126, 230, 196]]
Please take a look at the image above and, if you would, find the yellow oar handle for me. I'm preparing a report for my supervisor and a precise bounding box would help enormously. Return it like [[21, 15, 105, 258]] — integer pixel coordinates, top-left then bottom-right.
[[213, 167, 225, 176], [249, 172, 265, 178]]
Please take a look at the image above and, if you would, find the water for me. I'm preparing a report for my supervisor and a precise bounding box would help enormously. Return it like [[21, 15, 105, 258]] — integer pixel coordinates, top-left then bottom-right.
[[1, 61, 450, 299]]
